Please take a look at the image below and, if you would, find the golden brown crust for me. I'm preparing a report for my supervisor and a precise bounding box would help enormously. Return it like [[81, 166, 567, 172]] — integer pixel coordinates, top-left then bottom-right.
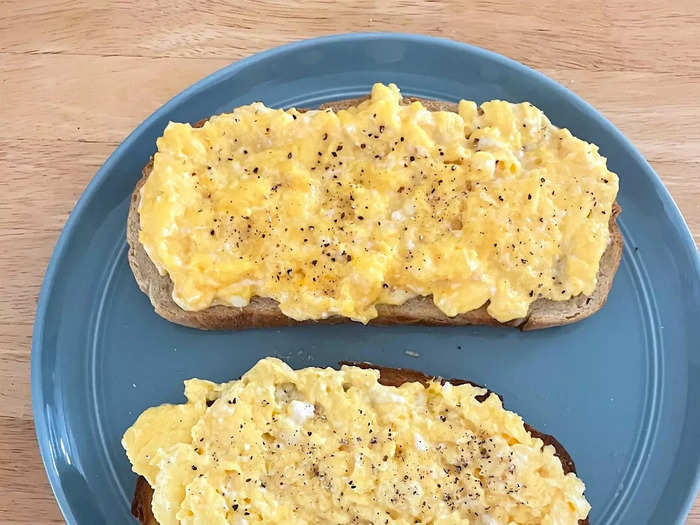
[[127, 98, 622, 330], [131, 475, 158, 525], [131, 362, 589, 524]]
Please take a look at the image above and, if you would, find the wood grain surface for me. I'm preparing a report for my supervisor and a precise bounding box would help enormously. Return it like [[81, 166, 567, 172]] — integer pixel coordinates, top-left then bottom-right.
[[1, 1, 698, 523]]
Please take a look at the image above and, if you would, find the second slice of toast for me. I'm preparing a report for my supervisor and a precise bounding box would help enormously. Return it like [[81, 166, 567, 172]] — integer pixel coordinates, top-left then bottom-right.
[[129, 362, 590, 525]]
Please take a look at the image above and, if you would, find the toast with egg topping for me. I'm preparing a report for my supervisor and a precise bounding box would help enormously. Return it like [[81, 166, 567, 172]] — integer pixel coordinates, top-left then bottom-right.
[[126, 359, 590, 524], [127, 86, 622, 330]]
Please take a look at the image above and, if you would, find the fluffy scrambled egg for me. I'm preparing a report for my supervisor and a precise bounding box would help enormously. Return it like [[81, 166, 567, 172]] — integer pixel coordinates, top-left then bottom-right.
[[138, 83, 618, 322], [123, 358, 590, 524]]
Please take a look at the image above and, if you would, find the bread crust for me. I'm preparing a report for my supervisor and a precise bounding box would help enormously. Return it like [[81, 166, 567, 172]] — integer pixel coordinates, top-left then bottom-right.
[[130, 362, 589, 524], [127, 97, 622, 330]]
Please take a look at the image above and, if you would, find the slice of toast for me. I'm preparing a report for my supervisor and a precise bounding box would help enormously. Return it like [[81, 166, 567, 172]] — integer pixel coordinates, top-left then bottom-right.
[[130, 362, 589, 525], [127, 97, 623, 331]]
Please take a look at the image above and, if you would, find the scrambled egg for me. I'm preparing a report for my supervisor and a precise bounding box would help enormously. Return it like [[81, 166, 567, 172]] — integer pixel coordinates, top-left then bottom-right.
[[138, 83, 618, 322], [123, 358, 590, 524]]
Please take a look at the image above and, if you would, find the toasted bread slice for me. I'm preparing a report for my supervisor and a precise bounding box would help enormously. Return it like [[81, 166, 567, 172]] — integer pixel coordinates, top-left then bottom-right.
[[127, 97, 622, 331], [130, 362, 589, 525]]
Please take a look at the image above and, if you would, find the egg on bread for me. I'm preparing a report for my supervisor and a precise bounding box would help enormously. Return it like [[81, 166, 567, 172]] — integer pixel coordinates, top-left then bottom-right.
[[130, 83, 621, 329], [124, 358, 591, 524]]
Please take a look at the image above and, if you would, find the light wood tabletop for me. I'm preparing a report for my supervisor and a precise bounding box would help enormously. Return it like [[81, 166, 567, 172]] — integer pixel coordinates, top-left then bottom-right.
[[1, 1, 698, 523]]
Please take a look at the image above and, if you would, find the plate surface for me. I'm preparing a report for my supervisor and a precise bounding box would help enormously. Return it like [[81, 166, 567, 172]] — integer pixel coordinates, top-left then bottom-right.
[[32, 33, 700, 525]]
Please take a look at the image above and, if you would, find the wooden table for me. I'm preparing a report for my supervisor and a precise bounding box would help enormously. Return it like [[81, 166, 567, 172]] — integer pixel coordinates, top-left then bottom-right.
[[1, 1, 698, 523]]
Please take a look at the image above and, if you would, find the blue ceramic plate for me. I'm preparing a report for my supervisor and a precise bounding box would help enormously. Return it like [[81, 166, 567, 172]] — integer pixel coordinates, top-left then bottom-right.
[[32, 33, 700, 524]]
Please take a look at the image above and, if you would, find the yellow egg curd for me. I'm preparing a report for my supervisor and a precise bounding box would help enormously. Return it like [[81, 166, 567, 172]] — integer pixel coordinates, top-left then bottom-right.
[[138, 83, 618, 322], [123, 358, 591, 524]]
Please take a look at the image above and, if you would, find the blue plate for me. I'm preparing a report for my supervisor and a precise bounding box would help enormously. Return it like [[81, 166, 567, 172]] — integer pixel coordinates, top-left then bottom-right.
[[32, 33, 700, 524]]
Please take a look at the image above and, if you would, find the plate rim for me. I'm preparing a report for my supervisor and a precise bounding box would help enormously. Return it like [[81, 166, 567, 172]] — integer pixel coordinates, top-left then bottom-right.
[[31, 31, 700, 524]]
